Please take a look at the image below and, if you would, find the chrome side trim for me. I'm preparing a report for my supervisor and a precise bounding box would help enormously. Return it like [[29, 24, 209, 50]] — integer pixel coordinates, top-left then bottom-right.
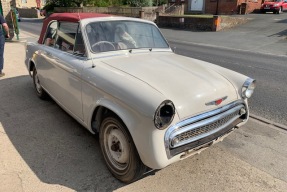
[[164, 100, 247, 159]]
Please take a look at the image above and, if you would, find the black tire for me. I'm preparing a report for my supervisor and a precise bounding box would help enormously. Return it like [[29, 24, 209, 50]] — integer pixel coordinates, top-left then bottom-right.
[[99, 116, 147, 183], [33, 67, 48, 99]]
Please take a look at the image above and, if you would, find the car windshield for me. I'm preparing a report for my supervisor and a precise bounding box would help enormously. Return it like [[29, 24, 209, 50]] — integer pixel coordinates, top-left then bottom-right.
[[86, 20, 169, 53]]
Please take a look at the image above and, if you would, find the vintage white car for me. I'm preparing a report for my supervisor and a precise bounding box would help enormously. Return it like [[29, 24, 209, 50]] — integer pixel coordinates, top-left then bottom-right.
[[25, 13, 256, 183]]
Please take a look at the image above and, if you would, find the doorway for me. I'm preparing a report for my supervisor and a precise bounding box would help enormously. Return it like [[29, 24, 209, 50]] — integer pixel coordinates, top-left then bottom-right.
[[190, 0, 204, 11]]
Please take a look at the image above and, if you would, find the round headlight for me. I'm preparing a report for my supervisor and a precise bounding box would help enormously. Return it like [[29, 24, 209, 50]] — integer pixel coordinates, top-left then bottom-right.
[[242, 78, 256, 99], [154, 100, 175, 130]]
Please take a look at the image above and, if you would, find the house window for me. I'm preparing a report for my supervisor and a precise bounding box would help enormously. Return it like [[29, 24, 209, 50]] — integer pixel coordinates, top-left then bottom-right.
[[22, 0, 27, 3]]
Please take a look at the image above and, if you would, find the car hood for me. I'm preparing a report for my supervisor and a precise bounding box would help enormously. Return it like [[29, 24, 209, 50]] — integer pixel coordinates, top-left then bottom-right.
[[101, 52, 238, 119]]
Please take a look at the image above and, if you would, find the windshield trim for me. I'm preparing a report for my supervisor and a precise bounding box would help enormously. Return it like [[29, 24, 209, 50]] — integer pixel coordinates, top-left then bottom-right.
[[84, 20, 170, 54]]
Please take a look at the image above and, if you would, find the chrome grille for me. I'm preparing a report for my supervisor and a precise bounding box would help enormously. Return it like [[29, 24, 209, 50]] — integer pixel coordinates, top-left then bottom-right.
[[174, 110, 239, 144], [165, 100, 248, 159]]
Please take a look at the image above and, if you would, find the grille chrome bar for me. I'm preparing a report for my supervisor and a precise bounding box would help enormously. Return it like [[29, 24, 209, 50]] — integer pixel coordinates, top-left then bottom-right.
[[169, 104, 244, 148], [164, 100, 248, 159]]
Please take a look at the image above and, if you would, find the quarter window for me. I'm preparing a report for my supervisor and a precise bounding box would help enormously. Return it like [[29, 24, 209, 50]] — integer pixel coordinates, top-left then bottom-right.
[[44, 21, 58, 47]]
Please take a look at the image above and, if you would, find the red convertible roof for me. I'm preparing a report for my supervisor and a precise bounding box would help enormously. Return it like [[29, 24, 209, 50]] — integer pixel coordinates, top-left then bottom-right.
[[38, 13, 112, 44]]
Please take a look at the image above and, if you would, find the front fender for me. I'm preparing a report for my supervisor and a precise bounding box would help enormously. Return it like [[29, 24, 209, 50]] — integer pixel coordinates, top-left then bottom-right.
[[86, 97, 171, 169]]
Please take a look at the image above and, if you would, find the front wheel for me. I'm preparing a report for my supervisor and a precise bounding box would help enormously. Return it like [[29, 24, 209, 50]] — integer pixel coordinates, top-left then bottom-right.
[[99, 116, 147, 183], [33, 67, 48, 99]]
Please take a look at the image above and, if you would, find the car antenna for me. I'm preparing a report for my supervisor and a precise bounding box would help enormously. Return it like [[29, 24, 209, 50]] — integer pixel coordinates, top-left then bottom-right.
[[77, 12, 81, 20]]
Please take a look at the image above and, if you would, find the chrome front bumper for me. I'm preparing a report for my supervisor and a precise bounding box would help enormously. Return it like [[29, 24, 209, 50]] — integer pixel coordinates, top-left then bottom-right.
[[164, 100, 248, 159]]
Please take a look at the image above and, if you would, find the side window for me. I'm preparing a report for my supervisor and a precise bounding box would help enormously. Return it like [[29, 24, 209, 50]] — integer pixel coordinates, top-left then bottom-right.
[[55, 22, 78, 54], [44, 21, 57, 47]]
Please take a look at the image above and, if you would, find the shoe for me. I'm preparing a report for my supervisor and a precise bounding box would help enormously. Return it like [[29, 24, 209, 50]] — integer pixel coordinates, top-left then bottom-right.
[[0, 72, 5, 77]]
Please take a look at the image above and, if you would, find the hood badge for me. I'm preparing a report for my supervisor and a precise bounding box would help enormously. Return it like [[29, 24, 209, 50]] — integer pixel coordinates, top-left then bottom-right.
[[205, 96, 228, 106]]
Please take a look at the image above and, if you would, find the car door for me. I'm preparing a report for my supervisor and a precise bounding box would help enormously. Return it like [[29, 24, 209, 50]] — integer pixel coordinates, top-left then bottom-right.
[[283, 0, 287, 10], [40, 21, 87, 120]]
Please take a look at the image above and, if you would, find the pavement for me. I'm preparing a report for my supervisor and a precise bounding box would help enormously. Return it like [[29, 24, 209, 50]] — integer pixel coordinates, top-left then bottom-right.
[[0, 20, 287, 191]]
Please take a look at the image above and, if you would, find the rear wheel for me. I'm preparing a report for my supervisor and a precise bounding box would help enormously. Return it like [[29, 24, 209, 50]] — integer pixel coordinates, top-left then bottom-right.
[[33, 67, 48, 99], [99, 116, 147, 183]]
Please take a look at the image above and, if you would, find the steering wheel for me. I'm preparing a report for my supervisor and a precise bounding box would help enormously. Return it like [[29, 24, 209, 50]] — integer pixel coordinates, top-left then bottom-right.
[[92, 41, 115, 52]]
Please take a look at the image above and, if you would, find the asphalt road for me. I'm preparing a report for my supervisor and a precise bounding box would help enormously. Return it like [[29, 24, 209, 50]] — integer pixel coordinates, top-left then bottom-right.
[[18, 15, 287, 126]]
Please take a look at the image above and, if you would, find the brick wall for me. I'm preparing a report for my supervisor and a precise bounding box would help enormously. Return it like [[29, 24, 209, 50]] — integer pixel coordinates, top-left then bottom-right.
[[237, 0, 263, 14], [218, 16, 248, 30], [186, 0, 262, 15], [14, 0, 39, 8], [54, 7, 159, 21], [18, 8, 39, 18], [157, 15, 215, 31], [205, 0, 238, 14], [169, 0, 186, 4], [157, 15, 247, 31]]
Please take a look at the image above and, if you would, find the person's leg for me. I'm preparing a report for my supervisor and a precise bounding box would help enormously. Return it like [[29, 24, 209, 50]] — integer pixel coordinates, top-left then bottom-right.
[[0, 35, 5, 75]]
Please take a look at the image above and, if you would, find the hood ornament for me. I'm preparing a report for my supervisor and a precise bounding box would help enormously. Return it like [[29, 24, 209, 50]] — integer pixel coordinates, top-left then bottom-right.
[[205, 96, 228, 106]]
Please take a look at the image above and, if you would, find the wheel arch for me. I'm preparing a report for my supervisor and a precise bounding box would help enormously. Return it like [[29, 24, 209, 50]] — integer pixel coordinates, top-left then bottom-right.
[[89, 101, 147, 163], [90, 104, 136, 138], [28, 59, 36, 77]]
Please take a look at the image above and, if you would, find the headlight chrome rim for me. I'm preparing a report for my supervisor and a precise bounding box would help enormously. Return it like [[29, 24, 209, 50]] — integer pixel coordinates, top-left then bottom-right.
[[154, 100, 175, 130], [242, 78, 256, 99]]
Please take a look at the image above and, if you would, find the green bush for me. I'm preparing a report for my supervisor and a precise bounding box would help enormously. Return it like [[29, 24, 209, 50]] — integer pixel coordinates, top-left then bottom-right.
[[124, 0, 153, 7]]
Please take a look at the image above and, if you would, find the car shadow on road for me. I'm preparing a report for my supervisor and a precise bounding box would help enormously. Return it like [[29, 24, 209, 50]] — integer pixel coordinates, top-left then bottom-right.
[[0, 76, 127, 191], [268, 28, 287, 38]]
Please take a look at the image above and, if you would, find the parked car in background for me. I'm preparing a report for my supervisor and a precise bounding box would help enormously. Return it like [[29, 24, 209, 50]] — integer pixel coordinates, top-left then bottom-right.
[[260, 0, 287, 14], [25, 13, 256, 183]]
